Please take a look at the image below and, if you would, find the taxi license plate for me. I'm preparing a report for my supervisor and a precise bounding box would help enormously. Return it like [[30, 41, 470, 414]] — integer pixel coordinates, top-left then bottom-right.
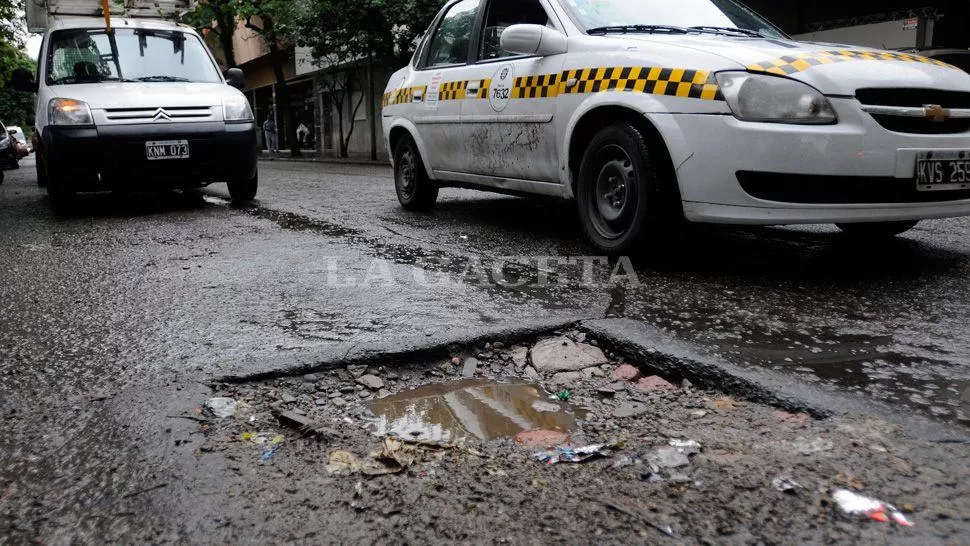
[[916, 151, 970, 191], [146, 140, 190, 160]]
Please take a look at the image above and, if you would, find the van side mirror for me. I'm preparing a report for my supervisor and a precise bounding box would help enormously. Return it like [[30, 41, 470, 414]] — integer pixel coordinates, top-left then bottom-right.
[[226, 68, 245, 89], [500, 24, 568, 57], [11, 68, 38, 93]]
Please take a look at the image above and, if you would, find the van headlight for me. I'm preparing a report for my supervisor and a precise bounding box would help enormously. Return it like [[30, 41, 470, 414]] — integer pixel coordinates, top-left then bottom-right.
[[49, 98, 94, 126], [223, 96, 254, 123], [715, 72, 837, 125]]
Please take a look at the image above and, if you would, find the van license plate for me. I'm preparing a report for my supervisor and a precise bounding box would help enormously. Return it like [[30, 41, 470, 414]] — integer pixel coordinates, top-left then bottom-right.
[[146, 140, 190, 160], [916, 151, 970, 191]]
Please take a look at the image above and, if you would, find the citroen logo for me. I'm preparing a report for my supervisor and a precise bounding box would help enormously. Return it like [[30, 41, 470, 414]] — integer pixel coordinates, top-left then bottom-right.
[[923, 104, 950, 123], [152, 108, 171, 122]]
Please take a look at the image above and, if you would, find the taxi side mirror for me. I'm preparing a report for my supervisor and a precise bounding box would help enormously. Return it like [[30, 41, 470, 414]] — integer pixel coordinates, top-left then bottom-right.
[[501, 24, 567, 57], [11, 68, 38, 93]]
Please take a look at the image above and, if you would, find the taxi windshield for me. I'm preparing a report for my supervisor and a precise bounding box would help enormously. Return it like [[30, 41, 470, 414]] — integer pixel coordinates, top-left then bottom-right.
[[563, 0, 785, 39], [47, 28, 222, 85]]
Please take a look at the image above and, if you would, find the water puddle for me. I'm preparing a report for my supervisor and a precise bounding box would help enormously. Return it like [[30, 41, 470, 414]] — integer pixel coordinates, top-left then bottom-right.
[[365, 378, 583, 444]]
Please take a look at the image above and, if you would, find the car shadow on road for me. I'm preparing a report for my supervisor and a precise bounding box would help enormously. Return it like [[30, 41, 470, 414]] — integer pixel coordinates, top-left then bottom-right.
[[50, 190, 213, 219]]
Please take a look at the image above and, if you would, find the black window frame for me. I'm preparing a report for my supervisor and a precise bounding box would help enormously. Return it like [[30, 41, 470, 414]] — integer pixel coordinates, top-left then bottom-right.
[[416, 0, 487, 71], [473, 0, 560, 65]]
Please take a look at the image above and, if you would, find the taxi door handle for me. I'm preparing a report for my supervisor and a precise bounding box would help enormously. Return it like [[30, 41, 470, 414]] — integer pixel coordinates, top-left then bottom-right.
[[466, 82, 480, 96], [412, 91, 424, 102]]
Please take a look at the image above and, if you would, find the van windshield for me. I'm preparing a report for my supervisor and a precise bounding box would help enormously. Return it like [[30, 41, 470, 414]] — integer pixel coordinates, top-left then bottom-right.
[[562, 0, 784, 39], [47, 28, 222, 85]]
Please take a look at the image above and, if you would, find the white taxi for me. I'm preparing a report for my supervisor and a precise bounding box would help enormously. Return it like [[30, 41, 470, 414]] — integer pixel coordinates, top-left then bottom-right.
[[381, 0, 970, 253]]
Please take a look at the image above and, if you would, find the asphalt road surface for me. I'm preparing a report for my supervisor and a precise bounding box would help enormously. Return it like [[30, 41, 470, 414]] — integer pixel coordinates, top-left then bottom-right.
[[1, 155, 969, 541]]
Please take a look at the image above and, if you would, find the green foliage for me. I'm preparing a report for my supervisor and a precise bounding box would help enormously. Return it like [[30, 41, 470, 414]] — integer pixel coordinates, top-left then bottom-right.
[[297, 0, 445, 69], [0, 41, 36, 127], [0, 0, 24, 46]]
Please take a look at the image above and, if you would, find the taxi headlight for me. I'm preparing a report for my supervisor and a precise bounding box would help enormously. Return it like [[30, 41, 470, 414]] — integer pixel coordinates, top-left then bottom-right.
[[715, 72, 837, 125], [49, 98, 94, 126], [223, 95, 254, 122]]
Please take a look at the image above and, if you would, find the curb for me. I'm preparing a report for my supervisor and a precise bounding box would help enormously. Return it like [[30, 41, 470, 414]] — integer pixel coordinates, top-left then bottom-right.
[[258, 154, 387, 167]]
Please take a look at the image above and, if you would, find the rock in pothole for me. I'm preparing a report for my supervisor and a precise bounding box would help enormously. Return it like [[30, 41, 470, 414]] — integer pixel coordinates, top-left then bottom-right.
[[530, 337, 608, 373]]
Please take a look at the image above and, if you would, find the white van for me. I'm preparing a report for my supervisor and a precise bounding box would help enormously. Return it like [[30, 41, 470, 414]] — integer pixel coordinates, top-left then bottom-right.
[[13, 0, 258, 209]]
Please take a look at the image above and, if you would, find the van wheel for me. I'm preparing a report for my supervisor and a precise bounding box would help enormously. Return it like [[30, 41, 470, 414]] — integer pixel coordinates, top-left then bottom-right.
[[394, 136, 438, 211], [48, 172, 76, 214], [228, 173, 258, 204], [577, 123, 669, 255], [36, 154, 48, 187], [836, 221, 918, 238]]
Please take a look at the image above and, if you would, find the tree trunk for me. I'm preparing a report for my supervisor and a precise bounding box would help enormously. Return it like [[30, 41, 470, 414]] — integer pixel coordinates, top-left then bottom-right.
[[268, 42, 301, 157], [215, 11, 236, 68]]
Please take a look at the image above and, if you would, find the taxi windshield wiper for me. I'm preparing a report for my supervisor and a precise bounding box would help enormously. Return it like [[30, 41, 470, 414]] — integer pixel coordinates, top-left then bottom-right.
[[136, 75, 191, 82], [587, 25, 688, 36], [688, 26, 765, 38]]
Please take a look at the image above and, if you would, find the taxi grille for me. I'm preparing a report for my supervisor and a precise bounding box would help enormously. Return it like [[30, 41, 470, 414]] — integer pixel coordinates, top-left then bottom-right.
[[737, 171, 970, 204], [857, 88, 970, 134]]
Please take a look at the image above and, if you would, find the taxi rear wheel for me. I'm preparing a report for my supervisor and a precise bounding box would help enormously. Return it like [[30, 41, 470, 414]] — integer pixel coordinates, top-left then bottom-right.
[[577, 123, 663, 254], [394, 137, 438, 211], [836, 220, 918, 238], [228, 173, 258, 204]]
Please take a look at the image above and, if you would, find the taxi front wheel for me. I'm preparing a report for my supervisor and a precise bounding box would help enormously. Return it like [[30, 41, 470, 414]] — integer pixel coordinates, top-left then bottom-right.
[[577, 123, 665, 255], [394, 136, 438, 211], [836, 220, 918, 238]]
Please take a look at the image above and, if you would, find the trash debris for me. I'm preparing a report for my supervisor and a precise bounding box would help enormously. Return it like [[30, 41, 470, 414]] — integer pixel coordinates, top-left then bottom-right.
[[204, 397, 237, 419], [260, 435, 284, 461], [514, 429, 570, 448], [668, 439, 701, 452], [647, 447, 691, 469], [461, 357, 479, 378], [710, 396, 746, 411], [555, 389, 571, 401], [535, 444, 612, 465], [833, 489, 913, 527], [772, 477, 802, 494]]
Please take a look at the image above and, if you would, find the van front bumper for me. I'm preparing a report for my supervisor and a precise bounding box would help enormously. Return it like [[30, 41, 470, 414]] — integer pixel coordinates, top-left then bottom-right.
[[42, 122, 257, 191]]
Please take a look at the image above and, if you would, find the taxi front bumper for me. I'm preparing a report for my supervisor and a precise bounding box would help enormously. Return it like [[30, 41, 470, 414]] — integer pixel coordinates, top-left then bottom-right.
[[657, 98, 970, 224], [42, 122, 257, 191]]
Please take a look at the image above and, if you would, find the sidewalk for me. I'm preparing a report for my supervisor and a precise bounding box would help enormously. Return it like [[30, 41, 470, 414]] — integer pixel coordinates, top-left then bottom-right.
[[259, 150, 387, 167]]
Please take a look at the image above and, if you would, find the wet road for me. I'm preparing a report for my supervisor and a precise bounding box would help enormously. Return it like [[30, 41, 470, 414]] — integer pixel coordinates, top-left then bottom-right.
[[1, 155, 969, 540]]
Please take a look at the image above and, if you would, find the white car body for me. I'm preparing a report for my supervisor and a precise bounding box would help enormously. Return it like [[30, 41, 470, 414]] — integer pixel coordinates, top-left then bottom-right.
[[382, 0, 970, 230]]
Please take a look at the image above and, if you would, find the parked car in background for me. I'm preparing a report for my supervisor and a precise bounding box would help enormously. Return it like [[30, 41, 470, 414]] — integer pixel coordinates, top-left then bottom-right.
[[0, 120, 21, 184], [6, 126, 31, 158]]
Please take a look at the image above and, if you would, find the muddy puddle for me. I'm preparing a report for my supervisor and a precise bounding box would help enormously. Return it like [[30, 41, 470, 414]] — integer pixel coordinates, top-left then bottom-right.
[[364, 378, 583, 444]]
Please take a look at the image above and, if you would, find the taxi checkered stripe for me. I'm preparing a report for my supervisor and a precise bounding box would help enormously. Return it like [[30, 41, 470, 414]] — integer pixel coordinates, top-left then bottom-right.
[[747, 49, 954, 76], [382, 85, 427, 107], [558, 66, 722, 100], [382, 66, 725, 108], [513, 73, 561, 98]]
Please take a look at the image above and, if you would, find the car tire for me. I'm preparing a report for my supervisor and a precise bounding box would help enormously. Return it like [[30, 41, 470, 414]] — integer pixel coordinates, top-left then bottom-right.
[[577, 123, 673, 255], [393, 136, 438, 211], [836, 221, 919, 238], [228, 173, 258, 204], [36, 154, 48, 187]]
